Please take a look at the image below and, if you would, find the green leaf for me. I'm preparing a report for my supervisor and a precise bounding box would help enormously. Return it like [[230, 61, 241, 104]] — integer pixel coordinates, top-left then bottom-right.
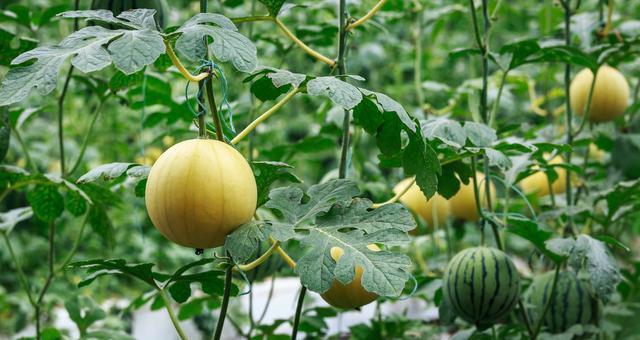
[[108, 69, 145, 92], [65, 190, 88, 216], [353, 97, 384, 134], [64, 296, 106, 335], [264, 179, 359, 232], [77, 163, 149, 183], [403, 132, 440, 199], [360, 89, 415, 132], [251, 75, 290, 101], [175, 13, 257, 72], [108, 29, 165, 74], [226, 221, 284, 263], [252, 161, 301, 207], [27, 185, 64, 222], [463, 121, 496, 147], [263, 179, 414, 296], [88, 206, 115, 247], [421, 118, 466, 149], [258, 0, 287, 16], [70, 259, 158, 288], [568, 234, 621, 302], [0, 12, 165, 105], [0, 207, 33, 234], [506, 216, 563, 263], [307, 77, 363, 110]]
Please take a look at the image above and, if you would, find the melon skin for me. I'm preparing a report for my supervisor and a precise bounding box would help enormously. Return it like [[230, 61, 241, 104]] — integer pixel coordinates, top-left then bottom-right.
[[570, 65, 629, 123], [394, 178, 449, 232], [320, 245, 379, 309], [525, 271, 598, 333], [145, 139, 257, 249], [448, 172, 496, 222], [442, 247, 520, 327]]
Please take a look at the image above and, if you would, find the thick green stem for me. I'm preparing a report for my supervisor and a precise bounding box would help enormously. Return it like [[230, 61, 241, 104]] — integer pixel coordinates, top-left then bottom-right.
[[291, 287, 307, 340], [562, 0, 575, 233], [337, 0, 350, 179], [205, 77, 225, 142], [212, 254, 233, 340], [159, 289, 188, 340]]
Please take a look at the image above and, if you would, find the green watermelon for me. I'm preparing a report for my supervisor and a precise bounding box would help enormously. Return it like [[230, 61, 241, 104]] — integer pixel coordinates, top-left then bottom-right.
[[525, 271, 598, 333], [91, 0, 167, 28], [442, 247, 520, 327]]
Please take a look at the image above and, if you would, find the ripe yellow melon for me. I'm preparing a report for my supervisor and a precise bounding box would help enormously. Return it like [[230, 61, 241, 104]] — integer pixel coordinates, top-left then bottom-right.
[[448, 172, 496, 222], [570, 65, 629, 123], [520, 155, 566, 197], [394, 178, 448, 230], [145, 139, 257, 248], [320, 244, 379, 309]]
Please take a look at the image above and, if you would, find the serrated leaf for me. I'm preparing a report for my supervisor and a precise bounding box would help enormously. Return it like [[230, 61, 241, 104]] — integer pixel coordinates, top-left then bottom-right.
[[70, 259, 158, 288], [463, 121, 496, 147], [263, 179, 413, 296], [266, 69, 306, 88], [78, 163, 141, 183], [569, 234, 621, 302], [27, 185, 64, 222], [66, 190, 88, 216], [484, 148, 511, 169], [175, 13, 256, 73], [88, 206, 115, 247], [307, 77, 362, 110], [108, 29, 165, 74], [403, 133, 440, 199], [360, 89, 415, 132], [506, 216, 563, 263], [421, 118, 466, 148], [252, 161, 301, 207]]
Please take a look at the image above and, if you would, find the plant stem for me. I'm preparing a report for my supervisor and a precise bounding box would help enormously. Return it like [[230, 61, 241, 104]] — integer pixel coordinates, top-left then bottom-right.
[[158, 289, 188, 340], [371, 177, 415, 208], [234, 240, 280, 272], [561, 0, 575, 233], [230, 89, 299, 144], [337, 0, 350, 179], [489, 70, 508, 127], [274, 18, 336, 67], [231, 15, 273, 24], [2, 233, 37, 307], [271, 236, 297, 269], [204, 76, 225, 142], [11, 127, 36, 172], [213, 253, 233, 340], [58, 67, 72, 177], [413, 3, 425, 115], [291, 287, 307, 340], [67, 98, 108, 175], [35, 222, 56, 339], [55, 213, 89, 272], [572, 74, 597, 138], [163, 40, 209, 82], [346, 0, 388, 31], [531, 264, 561, 339]]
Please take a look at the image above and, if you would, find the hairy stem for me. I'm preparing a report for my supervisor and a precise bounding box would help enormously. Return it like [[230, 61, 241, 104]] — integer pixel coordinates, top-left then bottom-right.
[[230, 89, 299, 144], [346, 0, 388, 31], [291, 287, 307, 340], [159, 289, 188, 340], [212, 254, 233, 340], [163, 40, 209, 82], [274, 18, 336, 67]]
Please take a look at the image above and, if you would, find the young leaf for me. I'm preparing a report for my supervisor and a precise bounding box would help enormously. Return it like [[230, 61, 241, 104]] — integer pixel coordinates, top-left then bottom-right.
[[70, 259, 158, 288], [27, 185, 64, 222], [506, 216, 563, 263], [77, 163, 148, 183], [174, 13, 257, 72]]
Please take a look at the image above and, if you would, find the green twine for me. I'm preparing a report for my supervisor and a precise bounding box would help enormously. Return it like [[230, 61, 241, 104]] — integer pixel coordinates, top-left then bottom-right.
[[184, 60, 236, 139]]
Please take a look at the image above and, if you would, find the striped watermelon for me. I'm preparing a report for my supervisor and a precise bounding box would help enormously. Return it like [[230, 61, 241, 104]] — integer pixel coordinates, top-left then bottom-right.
[[525, 271, 598, 333], [442, 247, 520, 327]]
